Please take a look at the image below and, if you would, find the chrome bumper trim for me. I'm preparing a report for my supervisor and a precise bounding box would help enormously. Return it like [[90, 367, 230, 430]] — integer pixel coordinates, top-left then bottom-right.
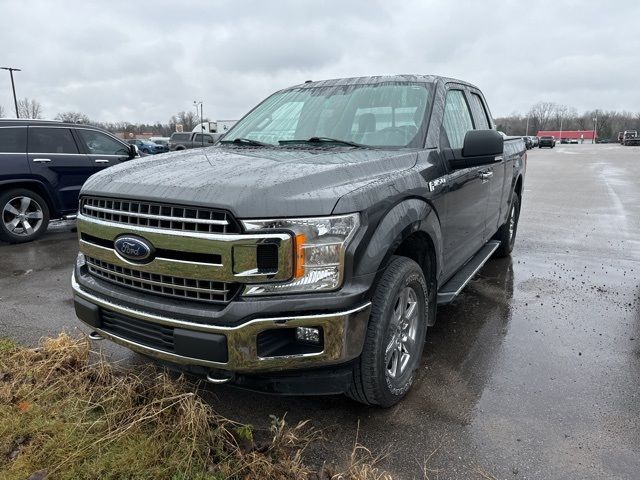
[[72, 272, 371, 372]]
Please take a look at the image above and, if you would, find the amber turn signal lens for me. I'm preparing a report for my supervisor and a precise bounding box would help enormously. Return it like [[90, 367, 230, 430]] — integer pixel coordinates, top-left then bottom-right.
[[294, 234, 306, 278]]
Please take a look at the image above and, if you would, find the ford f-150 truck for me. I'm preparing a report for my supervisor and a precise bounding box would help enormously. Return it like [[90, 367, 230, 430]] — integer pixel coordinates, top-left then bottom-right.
[[72, 75, 526, 407]]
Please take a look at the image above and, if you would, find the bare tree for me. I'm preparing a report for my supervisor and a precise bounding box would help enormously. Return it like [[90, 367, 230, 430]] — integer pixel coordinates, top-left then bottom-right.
[[18, 98, 43, 119], [528, 102, 557, 132], [55, 111, 91, 124], [169, 111, 199, 132]]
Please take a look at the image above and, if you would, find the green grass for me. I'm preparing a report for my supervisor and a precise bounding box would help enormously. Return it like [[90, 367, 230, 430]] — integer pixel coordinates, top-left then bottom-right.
[[0, 334, 390, 480]]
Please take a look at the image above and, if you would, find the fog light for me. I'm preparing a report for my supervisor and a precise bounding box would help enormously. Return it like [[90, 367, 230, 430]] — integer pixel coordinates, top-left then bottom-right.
[[295, 327, 321, 344]]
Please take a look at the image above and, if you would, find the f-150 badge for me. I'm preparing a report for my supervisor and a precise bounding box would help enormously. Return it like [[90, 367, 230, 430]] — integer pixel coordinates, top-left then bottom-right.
[[428, 177, 447, 192]]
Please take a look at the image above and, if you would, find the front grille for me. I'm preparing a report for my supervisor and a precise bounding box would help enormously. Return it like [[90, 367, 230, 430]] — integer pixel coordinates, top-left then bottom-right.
[[86, 256, 236, 304], [80, 196, 236, 234], [101, 310, 175, 352]]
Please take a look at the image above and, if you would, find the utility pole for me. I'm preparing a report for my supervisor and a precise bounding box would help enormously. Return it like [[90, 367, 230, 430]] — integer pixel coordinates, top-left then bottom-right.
[[1, 66, 21, 118], [525, 116, 530, 136], [193, 100, 204, 147], [593, 111, 598, 144], [559, 116, 563, 144]]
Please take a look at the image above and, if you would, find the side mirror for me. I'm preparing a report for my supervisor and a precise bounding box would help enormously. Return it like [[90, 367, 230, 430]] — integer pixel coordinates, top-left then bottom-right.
[[128, 144, 140, 159], [463, 129, 503, 157], [449, 130, 504, 170]]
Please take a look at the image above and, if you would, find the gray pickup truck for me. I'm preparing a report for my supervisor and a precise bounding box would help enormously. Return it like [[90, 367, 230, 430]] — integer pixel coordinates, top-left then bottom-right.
[[72, 75, 526, 407], [168, 131, 221, 151]]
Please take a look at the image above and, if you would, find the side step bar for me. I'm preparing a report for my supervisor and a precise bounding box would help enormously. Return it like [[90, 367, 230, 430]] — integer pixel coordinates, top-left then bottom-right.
[[437, 240, 501, 305]]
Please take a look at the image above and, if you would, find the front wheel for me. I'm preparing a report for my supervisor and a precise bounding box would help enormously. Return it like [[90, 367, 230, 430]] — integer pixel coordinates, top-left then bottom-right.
[[0, 189, 50, 243], [347, 256, 429, 407]]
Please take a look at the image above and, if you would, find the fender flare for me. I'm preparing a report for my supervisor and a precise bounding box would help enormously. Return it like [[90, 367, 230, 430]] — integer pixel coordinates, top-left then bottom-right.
[[355, 198, 443, 281], [0, 178, 60, 216]]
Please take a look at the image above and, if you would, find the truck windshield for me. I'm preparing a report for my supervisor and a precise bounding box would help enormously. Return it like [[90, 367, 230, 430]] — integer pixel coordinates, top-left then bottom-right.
[[223, 83, 432, 148]]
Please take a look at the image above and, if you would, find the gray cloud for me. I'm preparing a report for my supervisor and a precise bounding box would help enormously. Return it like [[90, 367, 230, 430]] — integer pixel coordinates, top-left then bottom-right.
[[1, 0, 638, 123]]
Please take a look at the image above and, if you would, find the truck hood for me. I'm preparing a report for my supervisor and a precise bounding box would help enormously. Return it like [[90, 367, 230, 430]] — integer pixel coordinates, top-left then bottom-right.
[[81, 146, 418, 218]]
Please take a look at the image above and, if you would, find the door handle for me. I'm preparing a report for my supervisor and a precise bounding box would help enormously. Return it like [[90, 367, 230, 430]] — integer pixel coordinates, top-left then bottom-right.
[[32, 158, 51, 163], [94, 159, 110, 164], [478, 170, 493, 180]]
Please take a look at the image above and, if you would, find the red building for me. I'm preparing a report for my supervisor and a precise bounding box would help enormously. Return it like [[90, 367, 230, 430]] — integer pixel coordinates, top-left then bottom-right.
[[536, 130, 596, 140]]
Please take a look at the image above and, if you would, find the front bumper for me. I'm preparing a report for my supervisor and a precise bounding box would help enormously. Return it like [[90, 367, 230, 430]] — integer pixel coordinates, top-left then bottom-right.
[[72, 272, 371, 374]]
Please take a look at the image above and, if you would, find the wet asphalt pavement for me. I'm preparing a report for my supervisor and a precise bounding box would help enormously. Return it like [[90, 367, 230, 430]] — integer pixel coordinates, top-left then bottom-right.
[[1, 144, 639, 479]]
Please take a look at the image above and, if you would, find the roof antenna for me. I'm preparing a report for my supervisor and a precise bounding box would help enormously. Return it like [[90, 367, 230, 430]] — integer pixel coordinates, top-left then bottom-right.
[[304, 80, 312, 83]]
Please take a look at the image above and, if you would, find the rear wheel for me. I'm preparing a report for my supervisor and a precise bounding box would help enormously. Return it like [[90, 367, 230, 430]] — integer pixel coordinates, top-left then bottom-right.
[[0, 188, 50, 243], [347, 256, 429, 407], [494, 192, 521, 257]]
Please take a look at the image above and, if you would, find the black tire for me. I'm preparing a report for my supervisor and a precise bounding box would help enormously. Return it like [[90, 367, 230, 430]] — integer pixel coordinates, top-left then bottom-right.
[[347, 256, 430, 407], [494, 192, 521, 258], [0, 188, 50, 244]]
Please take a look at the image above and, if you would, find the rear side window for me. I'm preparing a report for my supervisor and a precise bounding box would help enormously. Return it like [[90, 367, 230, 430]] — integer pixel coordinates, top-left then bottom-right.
[[0, 127, 27, 153], [442, 90, 473, 149], [28, 127, 79, 154], [468, 93, 491, 130]]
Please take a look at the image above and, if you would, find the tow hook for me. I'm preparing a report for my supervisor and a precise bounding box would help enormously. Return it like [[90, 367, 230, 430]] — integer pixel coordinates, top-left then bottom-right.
[[88, 331, 104, 341], [206, 370, 234, 384]]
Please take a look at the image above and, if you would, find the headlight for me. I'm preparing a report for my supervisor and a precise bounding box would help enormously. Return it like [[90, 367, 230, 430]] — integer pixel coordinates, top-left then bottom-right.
[[241, 213, 360, 295]]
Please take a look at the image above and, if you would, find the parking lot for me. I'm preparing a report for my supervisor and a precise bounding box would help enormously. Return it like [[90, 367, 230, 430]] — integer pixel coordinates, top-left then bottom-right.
[[1, 144, 638, 479]]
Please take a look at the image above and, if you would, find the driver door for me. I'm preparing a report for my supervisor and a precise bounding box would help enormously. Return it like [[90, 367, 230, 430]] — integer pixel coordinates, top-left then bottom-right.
[[439, 89, 492, 277]]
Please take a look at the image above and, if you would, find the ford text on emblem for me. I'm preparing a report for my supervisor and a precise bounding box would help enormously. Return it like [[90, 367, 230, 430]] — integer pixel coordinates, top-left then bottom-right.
[[114, 235, 154, 263]]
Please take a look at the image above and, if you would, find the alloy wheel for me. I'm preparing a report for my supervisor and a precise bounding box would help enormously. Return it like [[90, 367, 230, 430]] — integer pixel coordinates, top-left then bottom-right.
[[385, 286, 420, 384], [2, 196, 44, 237]]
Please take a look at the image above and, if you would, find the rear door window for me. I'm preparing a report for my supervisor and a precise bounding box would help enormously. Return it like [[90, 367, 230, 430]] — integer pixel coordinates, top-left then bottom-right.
[[193, 134, 215, 144], [468, 93, 491, 130], [442, 90, 474, 149], [76, 129, 129, 155], [0, 127, 27, 153], [28, 127, 79, 154]]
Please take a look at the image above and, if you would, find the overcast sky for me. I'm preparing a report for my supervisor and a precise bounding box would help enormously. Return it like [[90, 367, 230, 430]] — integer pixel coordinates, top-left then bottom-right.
[[1, 0, 639, 123]]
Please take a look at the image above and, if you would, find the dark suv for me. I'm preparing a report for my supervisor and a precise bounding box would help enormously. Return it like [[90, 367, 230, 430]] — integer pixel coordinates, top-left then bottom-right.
[[0, 119, 136, 243]]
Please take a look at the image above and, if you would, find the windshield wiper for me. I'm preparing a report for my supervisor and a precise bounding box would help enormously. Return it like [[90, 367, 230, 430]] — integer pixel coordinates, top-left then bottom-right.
[[220, 138, 272, 147], [279, 137, 367, 148]]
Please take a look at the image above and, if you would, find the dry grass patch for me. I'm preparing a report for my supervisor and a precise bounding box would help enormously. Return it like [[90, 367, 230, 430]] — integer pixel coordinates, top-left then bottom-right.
[[0, 334, 390, 480]]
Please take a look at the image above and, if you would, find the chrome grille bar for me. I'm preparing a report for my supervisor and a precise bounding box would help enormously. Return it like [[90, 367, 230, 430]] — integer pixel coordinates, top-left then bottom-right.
[[80, 196, 233, 234], [86, 256, 235, 304]]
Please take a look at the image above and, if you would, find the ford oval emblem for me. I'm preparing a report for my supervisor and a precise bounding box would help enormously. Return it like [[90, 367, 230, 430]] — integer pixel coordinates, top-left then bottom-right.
[[114, 235, 154, 263]]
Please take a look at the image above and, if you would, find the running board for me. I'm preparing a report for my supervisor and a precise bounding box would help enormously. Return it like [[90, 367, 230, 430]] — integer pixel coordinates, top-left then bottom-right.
[[437, 241, 500, 305]]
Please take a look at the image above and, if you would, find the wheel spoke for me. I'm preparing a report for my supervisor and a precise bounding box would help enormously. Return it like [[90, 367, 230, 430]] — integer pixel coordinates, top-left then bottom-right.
[[404, 301, 417, 322], [385, 335, 397, 357], [22, 219, 34, 235], [19, 197, 31, 214], [4, 204, 20, 216], [7, 218, 20, 231], [387, 349, 398, 378], [26, 211, 43, 220], [400, 287, 409, 316], [391, 299, 403, 326], [394, 344, 404, 377]]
